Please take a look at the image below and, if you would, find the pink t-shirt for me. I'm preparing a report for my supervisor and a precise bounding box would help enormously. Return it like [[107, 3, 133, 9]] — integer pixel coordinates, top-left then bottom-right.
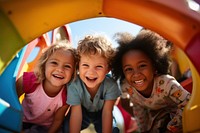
[[22, 72, 66, 127]]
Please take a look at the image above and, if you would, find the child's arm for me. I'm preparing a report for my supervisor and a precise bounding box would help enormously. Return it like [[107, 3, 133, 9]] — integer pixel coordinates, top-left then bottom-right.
[[120, 98, 134, 116], [131, 104, 147, 132], [48, 105, 69, 133], [16, 76, 24, 98], [102, 99, 116, 133], [70, 105, 82, 133], [117, 100, 138, 133], [167, 84, 191, 132]]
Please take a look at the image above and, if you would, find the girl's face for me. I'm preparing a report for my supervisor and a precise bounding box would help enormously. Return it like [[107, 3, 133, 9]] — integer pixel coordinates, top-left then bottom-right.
[[122, 50, 155, 97], [79, 54, 109, 91], [44, 49, 75, 91]]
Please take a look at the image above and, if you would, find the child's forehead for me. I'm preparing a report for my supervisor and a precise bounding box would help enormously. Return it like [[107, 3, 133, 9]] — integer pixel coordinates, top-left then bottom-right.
[[80, 53, 109, 62], [123, 50, 150, 60], [50, 49, 73, 58], [56, 47, 74, 53], [80, 53, 104, 58], [80, 54, 109, 66]]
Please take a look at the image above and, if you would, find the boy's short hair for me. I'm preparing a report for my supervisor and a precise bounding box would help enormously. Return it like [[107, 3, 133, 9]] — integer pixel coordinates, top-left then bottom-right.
[[77, 34, 115, 68]]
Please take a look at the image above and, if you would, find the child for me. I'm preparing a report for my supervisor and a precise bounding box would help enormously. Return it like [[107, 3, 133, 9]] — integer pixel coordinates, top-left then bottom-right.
[[16, 40, 77, 133], [63, 34, 121, 133], [111, 29, 191, 133]]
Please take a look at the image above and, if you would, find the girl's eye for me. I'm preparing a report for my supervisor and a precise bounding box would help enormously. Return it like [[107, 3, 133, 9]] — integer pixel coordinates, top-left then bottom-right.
[[124, 68, 133, 72], [139, 64, 147, 69], [64, 65, 71, 69], [50, 61, 57, 65]]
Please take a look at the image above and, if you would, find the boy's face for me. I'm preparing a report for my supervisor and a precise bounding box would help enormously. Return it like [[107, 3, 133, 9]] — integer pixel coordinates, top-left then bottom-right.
[[79, 54, 109, 90]]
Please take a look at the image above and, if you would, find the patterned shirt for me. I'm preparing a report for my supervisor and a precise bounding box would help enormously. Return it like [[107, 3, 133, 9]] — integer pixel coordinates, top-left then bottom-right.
[[121, 74, 191, 132]]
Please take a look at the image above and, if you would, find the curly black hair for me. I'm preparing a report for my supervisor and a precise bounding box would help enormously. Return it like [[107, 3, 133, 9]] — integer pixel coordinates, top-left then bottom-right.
[[111, 29, 172, 82]]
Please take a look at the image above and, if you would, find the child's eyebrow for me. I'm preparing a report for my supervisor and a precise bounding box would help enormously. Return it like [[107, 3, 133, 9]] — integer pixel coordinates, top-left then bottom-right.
[[48, 58, 58, 61], [138, 60, 148, 63], [123, 64, 132, 68]]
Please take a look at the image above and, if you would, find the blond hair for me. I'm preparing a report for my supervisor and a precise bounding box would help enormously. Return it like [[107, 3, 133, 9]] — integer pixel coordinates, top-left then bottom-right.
[[34, 40, 78, 82], [77, 34, 115, 68]]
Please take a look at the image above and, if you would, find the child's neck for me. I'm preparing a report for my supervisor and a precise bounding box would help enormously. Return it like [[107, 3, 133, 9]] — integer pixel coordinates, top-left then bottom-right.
[[140, 88, 152, 98], [87, 86, 99, 100], [139, 81, 154, 98], [43, 82, 63, 97]]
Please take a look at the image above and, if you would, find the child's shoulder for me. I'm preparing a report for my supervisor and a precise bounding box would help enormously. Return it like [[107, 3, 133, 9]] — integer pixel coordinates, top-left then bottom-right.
[[71, 75, 82, 84], [105, 74, 117, 82], [67, 75, 83, 89], [156, 74, 176, 83], [23, 71, 35, 78], [23, 72, 40, 93], [104, 75, 118, 88], [155, 74, 180, 92]]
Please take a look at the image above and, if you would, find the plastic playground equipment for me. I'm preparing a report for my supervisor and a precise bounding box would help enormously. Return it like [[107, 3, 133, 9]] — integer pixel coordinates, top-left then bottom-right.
[[0, 0, 200, 132]]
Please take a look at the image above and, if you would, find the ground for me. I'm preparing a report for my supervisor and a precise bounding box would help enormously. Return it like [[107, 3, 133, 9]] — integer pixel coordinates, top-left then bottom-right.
[[81, 124, 96, 133]]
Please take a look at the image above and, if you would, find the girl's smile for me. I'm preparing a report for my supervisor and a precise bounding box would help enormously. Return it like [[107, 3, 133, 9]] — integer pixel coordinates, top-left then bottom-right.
[[122, 50, 155, 97], [44, 49, 75, 96]]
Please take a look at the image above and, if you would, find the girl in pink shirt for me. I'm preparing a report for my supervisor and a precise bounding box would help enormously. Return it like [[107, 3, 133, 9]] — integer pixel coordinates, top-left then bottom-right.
[[16, 41, 77, 133]]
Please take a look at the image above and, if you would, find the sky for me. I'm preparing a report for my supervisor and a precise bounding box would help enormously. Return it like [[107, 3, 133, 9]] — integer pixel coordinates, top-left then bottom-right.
[[27, 17, 142, 62], [69, 17, 142, 48]]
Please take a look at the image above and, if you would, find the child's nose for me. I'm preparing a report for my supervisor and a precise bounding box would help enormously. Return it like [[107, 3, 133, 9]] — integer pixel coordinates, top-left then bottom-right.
[[132, 69, 141, 77], [86, 68, 96, 75], [56, 66, 64, 73]]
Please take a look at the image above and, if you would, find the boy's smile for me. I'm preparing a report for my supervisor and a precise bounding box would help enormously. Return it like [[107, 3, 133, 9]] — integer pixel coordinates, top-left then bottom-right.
[[79, 54, 109, 91]]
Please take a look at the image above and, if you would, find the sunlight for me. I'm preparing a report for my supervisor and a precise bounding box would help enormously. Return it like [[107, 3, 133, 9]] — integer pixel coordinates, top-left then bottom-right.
[[187, 0, 200, 12]]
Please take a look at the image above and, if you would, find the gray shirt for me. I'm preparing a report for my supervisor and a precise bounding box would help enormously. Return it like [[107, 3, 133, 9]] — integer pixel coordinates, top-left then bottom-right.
[[67, 75, 121, 112]]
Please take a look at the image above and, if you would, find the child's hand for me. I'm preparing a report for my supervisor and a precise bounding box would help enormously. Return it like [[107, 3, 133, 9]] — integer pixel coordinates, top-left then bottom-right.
[[167, 127, 181, 133], [126, 117, 138, 133]]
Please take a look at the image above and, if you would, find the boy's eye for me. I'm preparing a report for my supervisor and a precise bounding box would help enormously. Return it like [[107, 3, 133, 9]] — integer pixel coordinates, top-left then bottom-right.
[[97, 65, 103, 69], [82, 64, 89, 67]]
